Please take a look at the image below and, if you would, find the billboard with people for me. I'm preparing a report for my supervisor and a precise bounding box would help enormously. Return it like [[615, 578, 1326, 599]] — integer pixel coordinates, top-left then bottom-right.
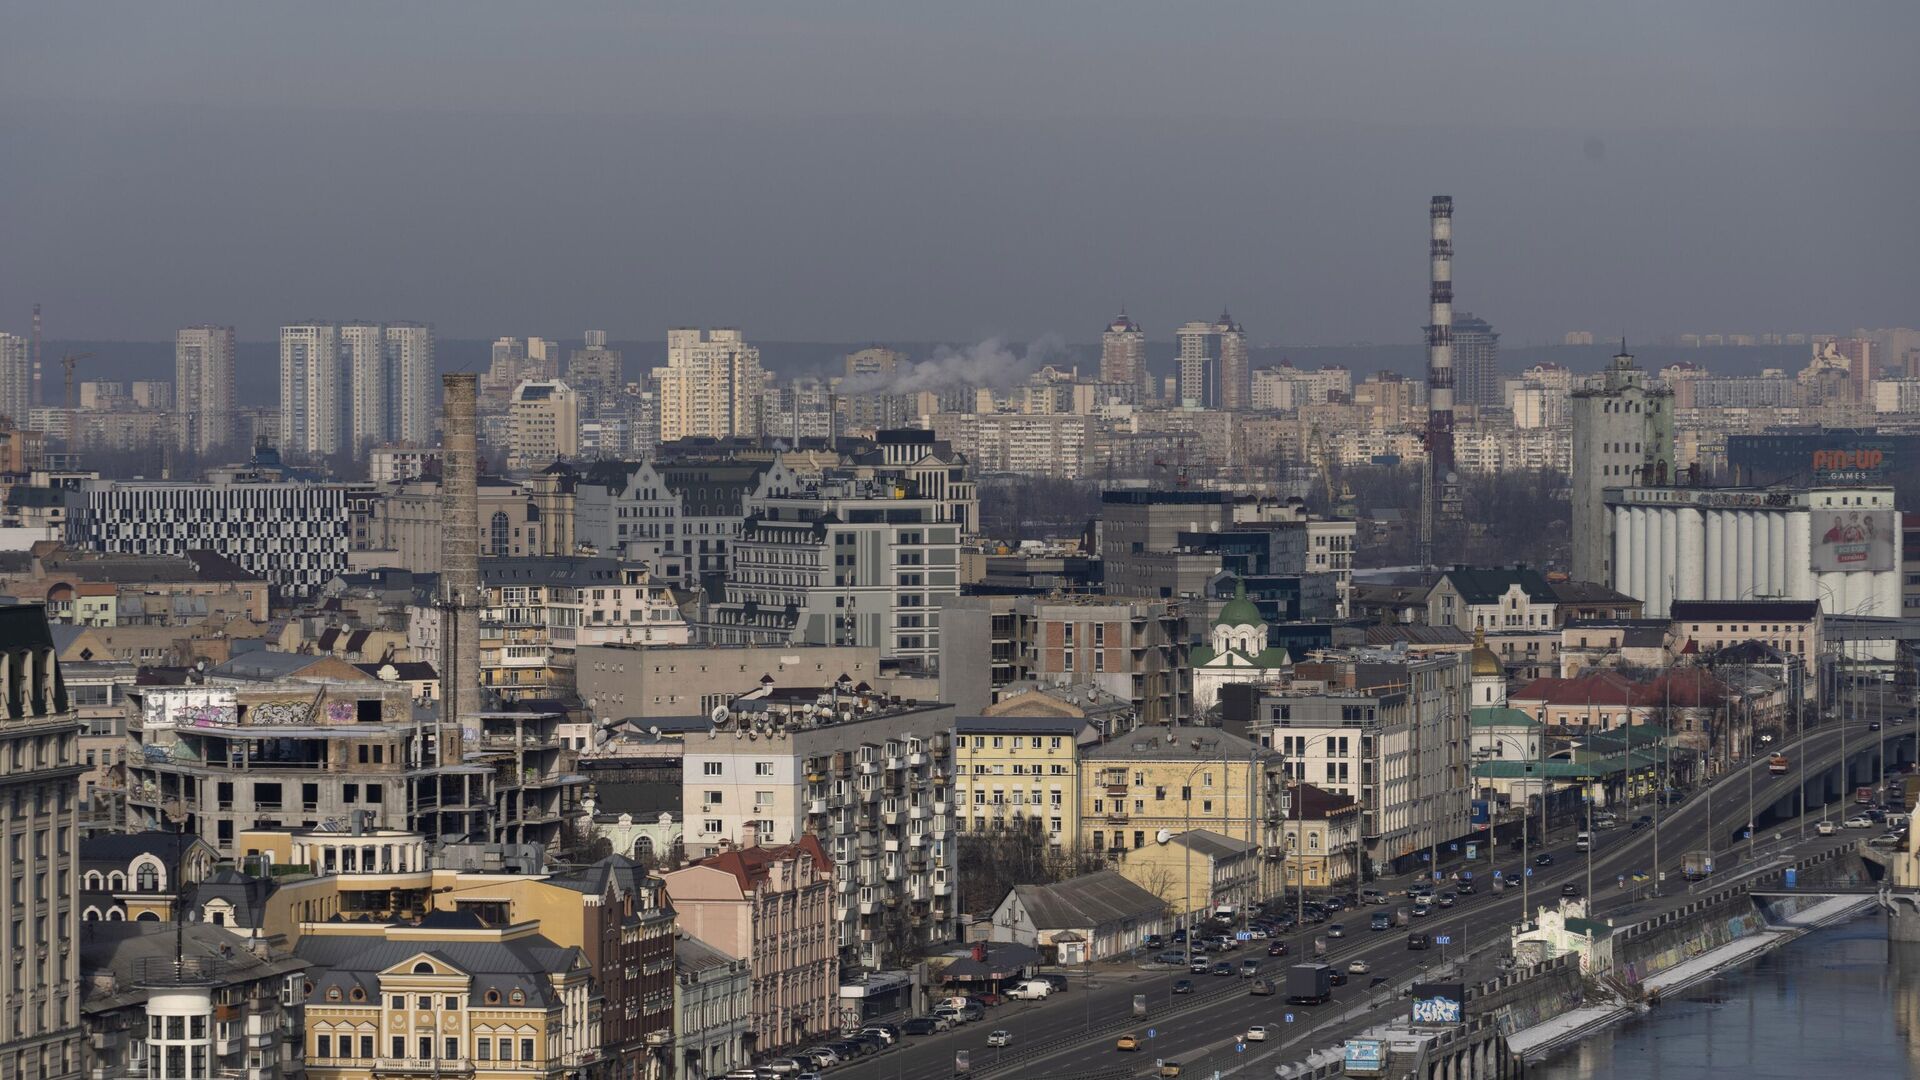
[[1811, 509, 1894, 572]]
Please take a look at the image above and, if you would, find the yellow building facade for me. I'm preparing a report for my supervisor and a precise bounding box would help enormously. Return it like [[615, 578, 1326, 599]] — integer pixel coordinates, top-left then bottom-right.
[[953, 714, 1098, 846]]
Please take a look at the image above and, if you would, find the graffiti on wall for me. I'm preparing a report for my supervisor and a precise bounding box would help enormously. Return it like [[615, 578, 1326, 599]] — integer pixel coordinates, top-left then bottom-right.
[[253, 700, 315, 727]]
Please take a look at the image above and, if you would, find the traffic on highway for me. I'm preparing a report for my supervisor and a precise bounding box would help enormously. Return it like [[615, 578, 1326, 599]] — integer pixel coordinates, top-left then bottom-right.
[[734, 714, 1908, 1080]]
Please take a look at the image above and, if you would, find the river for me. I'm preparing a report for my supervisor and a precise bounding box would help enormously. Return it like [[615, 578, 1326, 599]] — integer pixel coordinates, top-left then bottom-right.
[[1536, 912, 1920, 1079]]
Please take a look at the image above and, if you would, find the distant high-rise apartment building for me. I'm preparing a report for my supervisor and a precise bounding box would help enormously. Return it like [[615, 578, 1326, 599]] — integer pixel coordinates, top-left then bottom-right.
[[279, 323, 345, 457], [1100, 311, 1148, 397], [565, 329, 624, 411], [174, 325, 236, 455], [0, 604, 85, 1080], [341, 321, 388, 453], [656, 328, 764, 442], [1176, 311, 1248, 410], [385, 321, 435, 445], [508, 380, 580, 471], [844, 346, 904, 384], [0, 332, 29, 428], [1452, 311, 1501, 407]]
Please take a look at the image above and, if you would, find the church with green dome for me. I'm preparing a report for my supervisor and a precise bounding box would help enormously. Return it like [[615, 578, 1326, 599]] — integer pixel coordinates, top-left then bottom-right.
[[1192, 579, 1293, 713]]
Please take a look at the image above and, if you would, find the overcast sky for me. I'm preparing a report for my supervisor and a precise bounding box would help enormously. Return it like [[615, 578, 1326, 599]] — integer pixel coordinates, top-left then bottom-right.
[[2, 2, 1915, 346]]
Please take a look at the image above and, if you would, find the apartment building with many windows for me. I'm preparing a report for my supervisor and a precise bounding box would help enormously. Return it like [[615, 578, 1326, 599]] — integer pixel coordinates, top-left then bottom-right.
[[951, 714, 1099, 848]]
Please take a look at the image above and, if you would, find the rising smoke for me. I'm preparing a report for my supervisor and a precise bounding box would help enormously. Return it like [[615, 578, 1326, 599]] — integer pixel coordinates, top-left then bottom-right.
[[840, 334, 1071, 395]]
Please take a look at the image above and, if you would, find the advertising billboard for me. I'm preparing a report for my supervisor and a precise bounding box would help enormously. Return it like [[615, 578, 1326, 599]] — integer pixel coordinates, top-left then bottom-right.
[[1344, 1039, 1386, 1074], [1810, 509, 1895, 573], [1410, 982, 1465, 1025]]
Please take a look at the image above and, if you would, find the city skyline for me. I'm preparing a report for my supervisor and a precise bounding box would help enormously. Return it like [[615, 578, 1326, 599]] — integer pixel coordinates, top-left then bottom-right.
[[3, 5, 1915, 344]]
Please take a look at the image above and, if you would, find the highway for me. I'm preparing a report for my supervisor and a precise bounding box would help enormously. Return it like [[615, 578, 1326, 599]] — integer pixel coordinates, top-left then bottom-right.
[[828, 715, 1910, 1080]]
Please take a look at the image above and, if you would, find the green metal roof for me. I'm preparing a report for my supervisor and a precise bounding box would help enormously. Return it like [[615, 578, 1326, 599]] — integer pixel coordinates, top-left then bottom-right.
[[1471, 759, 1594, 780], [1469, 707, 1543, 730]]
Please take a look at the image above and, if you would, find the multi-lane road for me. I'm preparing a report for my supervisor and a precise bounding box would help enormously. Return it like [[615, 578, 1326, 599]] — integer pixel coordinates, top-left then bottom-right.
[[832, 715, 1908, 1080]]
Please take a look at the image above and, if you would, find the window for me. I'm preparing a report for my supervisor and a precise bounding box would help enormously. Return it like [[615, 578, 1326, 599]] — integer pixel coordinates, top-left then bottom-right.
[[520, 1038, 535, 1062], [316, 1036, 331, 1059], [361, 1036, 374, 1059], [755, 761, 774, 776], [703, 762, 722, 776], [477, 1040, 491, 1061]]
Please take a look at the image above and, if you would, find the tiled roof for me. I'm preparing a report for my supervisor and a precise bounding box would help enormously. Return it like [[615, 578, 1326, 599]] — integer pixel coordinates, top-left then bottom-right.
[[1007, 870, 1164, 931]]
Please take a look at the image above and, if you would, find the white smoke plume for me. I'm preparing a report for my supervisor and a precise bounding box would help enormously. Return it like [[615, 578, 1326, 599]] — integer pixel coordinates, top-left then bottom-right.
[[841, 334, 1071, 395]]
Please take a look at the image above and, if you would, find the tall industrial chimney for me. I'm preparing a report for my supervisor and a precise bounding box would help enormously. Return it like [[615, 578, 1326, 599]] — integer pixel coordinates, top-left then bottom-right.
[[438, 372, 481, 765], [1422, 196, 1462, 565]]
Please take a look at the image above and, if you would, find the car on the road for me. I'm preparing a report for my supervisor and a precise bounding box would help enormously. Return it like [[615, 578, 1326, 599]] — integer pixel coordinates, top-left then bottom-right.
[[1267, 940, 1289, 957], [860, 1026, 897, 1046], [1407, 932, 1432, 951], [1536, 853, 1555, 866], [1817, 820, 1837, 836], [987, 1030, 1012, 1048], [1158, 1062, 1184, 1078], [1561, 883, 1582, 897], [1361, 888, 1388, 905], [1243, 1025, 1269, 1042], [1240, 959, 1261, 977], [1250, 978, 1276, 996], [1436, 892, 1456, 908], [1144, 934, 1166, 950], [1456, 880, 1476, 895], [1870, 721, 1883, 731], [1328, 969, 1348, 986], [1845, 816, 1876, 829], [1872, 832, 1907, 848], [1633, 815, 1653, 831], [1370, 912, 1392, 931], [1211, 962, 1234, 977], [1116, 1033, 1141, 1052], [1327, 923, 1345, 938], [1173, 978, 1194, 994], [1324, 897, 1347, 912], [1410, 903, 1431, 918], [1348, 959, 1371, 975], [1189, 959, 1211, 974]]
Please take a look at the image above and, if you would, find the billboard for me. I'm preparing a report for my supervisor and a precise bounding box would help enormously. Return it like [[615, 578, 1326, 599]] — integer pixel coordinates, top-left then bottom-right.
[[1810, 509, 1895, 573], [1344, 1039, 1386, 1074], [1410, 982, 1465, 1025]]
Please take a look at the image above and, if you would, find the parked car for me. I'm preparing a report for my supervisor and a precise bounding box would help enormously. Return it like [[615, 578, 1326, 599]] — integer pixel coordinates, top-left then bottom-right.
[[901, 1017, 941, 1036], [1172, 979, 1194, 994], [1144, 934, 1166, 949], [1361, 888, 1388, 905], [1562, 883, 1582, 897], [1155, 950, 1187, 966], [1632, 815, 1653, 831], [1038, 974, 1070, 993], [987, 1030, 1012, 1048], [1845, 816, 1875, 829], [1324, 897, 1346, 912]]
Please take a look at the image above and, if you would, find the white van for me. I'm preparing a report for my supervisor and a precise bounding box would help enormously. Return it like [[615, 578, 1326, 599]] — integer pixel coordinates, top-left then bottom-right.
[[1005, 980, 1053, 1001], [1574, 831, 1592, 852]]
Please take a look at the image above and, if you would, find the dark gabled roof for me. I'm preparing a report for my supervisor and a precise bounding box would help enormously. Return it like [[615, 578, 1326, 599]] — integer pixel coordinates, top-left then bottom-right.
[[1007, 870, 1165, 932], [1361, 624, 1470, 647], [294, 930, 583, 1009], [1166, 829, 1256, 860], [188, 867, 278, 926], [1547, 579, 1638, 606], [954, 715, 1093, 736], [1668, 600, 1821, 623], [1435, 566, 1558, 605]]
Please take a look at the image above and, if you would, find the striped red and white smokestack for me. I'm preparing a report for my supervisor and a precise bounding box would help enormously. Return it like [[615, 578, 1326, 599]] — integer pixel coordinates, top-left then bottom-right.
[[1427, 195, 1455, 479], [439, 372, 481, 764]]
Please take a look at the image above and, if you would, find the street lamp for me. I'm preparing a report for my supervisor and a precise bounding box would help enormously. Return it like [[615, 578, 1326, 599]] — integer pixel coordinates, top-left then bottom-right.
[[1473, 731, 1538, 920]]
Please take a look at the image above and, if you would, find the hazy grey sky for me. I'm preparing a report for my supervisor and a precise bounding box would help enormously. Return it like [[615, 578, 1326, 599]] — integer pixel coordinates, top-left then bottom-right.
[[3, 2, 1915, 345]]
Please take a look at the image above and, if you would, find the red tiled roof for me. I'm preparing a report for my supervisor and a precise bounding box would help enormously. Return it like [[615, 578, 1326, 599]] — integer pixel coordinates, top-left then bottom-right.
[[695, 833, 831, 893], [1511, 668, 1729, 710]]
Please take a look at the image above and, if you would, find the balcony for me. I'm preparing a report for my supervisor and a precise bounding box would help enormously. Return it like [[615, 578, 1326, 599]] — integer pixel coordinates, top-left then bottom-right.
[[808, 799, 828, 815], [932, 880, 950, 896], [858, 762, 879, 776], [886, 756, 905, 771], [931, 800, 948, 816], [907, 751, 928, 767], [373, 1058, 474, 1076]]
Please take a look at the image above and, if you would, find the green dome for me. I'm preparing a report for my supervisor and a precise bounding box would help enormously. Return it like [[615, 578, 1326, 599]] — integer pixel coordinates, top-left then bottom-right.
[[1216, 579, 1262, 627]]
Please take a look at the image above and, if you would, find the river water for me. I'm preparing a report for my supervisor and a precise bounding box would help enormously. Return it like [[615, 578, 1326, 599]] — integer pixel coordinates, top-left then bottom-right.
[[1537, 912, 1920, 1079]]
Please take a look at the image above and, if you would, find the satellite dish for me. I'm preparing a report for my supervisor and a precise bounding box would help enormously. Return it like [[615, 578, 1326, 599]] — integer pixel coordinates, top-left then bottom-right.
[[1156, 828, 1173, 845], [711, 705, 729, 726]]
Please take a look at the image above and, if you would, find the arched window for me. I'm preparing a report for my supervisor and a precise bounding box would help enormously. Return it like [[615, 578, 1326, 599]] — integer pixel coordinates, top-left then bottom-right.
[[635, 836, 654, 864], [484, 990, 501, 1005], [136, 911, 159, 922], [348, 987, 365, 1002], [508, 990, 524, 1005], [491, 512, 511, 555], [84, 871, 102, 891], [136, 864, 160, 893], [107, 908, 124, 921], [413, 962, 434, 974], [108, 871, 125, 891]]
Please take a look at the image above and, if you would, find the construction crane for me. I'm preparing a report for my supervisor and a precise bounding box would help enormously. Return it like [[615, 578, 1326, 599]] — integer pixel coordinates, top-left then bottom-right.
[[63, 352, 93, 443]]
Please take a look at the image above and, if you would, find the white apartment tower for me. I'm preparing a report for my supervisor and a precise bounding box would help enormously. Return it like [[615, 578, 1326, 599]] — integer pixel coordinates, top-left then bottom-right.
[[341, 321, 388, 454], [1176, 311, 1249, 410], [656, 328, 765, 442], [174, 326, 236, 455], [386, 321, 436, 445], [1570, 347, 1675, 584], [279, 323, 345, 457], [1100, 311, 1148, 397]]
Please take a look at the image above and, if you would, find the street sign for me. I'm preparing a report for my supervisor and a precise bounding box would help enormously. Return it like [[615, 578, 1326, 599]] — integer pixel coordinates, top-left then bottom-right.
[[1786, 867, 1798, 888], [1237, 1042, 1247, 1053], [1235, 930, 1252, 941], [1525, 867, 1533, 877], [1285, 1013, 1296, 1023], [1449, 842, 1458, 852], [1148, 1029, 1156, 1039], [1434, 935, 1453, 945], [1466, 843, 1477, 861]]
